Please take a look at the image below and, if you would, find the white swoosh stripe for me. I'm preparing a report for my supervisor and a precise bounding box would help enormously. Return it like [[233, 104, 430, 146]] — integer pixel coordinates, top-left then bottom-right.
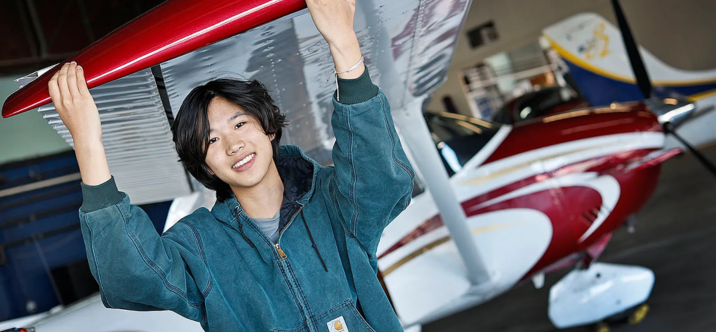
[[453, 132, 662, 201], [468, 172, 621, 243]]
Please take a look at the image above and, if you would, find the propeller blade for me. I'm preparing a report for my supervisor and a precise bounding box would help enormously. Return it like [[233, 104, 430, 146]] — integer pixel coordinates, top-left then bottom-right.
[[663, 123, 716, 177], [611, 0, 652, 99]]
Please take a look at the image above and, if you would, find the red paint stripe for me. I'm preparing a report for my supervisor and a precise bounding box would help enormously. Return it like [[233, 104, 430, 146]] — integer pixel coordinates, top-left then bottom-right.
[[378, 215, 444, 259], [483, 107, 661, 164]]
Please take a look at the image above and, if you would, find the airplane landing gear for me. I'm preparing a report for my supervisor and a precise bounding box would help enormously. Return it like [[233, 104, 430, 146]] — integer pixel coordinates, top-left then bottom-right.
[[629, 303, 650, 325], [595, 321, 610, 332], [593, 303, 650, 332], [547, 263, 654, 329]]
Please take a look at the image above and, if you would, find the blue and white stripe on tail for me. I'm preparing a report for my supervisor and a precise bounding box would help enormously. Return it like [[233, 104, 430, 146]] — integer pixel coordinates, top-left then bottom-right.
[[543, 13, 716, 147]]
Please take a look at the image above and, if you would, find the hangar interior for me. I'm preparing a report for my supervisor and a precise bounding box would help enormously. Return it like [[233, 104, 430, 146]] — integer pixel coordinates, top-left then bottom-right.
[[0, 0, 715, 331]]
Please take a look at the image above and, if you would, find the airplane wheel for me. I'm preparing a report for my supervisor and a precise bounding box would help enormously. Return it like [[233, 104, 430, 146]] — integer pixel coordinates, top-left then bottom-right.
[[595, 322, 610, 332], [628, 304, 649, 325]]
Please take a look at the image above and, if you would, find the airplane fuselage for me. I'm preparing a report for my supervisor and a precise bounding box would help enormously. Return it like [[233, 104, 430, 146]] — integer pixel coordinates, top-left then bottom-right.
[[378, 103, 670, 324]]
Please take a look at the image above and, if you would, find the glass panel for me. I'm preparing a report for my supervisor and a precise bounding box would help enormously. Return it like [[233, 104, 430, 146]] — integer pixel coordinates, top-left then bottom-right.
[[425, 113, 500, 176]]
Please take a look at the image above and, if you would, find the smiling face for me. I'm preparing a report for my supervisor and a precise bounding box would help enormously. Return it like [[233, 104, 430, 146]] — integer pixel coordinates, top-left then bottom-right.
[[204, 97, 277, 191]]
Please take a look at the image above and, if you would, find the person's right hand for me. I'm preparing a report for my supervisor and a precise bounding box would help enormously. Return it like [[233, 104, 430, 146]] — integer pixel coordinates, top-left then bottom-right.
[[48, 62, 102, 143], [48, 62, 110, 185]]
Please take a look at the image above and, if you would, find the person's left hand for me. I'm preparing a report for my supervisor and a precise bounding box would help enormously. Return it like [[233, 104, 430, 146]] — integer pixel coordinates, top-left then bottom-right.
[[306, 0, 356, 49]]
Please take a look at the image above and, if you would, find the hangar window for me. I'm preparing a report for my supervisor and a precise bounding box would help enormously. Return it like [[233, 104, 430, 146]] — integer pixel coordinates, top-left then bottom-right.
[[467, 21, 499, 49]]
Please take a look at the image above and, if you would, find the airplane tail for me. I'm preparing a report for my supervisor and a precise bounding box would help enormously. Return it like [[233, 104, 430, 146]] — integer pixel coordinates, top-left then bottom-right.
[[543, 13, 716, 107]]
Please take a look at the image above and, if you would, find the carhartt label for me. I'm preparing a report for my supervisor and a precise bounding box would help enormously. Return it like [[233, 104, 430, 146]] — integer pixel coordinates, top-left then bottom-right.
[[327, 316, 348, 332]]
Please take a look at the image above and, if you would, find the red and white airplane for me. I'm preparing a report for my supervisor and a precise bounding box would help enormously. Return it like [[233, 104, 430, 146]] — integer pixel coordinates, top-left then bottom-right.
[[1, 0, 708, 331]]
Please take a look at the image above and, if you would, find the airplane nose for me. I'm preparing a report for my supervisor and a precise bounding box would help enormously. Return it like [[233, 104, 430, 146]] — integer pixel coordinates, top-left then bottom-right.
[[648, 98, 697, 128]]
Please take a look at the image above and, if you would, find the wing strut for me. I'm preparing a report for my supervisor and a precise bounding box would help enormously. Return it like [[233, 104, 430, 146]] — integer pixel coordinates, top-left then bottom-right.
[[393, 97, 492, 285]]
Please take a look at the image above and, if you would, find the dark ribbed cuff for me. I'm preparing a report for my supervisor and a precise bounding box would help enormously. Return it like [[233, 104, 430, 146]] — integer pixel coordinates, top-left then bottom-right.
[[334, 66, 379, 105], [80, 176, 125, 212]]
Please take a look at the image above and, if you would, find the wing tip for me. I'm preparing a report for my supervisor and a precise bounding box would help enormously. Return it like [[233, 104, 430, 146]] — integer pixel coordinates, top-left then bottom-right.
[[2, 92, 49, 118]]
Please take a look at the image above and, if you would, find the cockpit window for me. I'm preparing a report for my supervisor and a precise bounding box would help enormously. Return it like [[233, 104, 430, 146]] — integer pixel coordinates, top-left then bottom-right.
[[492, 87, 581, 124], [513, 87, 578, 121], [425, 112, 500, 176]]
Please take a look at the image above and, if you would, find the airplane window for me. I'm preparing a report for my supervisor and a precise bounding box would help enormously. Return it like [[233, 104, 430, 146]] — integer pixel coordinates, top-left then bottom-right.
[[493, 101, 516, 124], [493, 86, 582, 124], [424, 112, 500, 176], [560, 87, 576, 101], [439, 142, 461, 173], [513, 87, 579, 120]]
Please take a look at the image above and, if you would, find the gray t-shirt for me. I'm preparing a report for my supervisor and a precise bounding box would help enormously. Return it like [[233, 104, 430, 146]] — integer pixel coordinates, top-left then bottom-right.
[[251, 210, 280, 243]]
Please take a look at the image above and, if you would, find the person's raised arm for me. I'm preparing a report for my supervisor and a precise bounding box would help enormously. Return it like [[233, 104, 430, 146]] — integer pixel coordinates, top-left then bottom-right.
[[308, 0, 414, 256], [47, 62, 210, 320], [48, 62, 111, 186]]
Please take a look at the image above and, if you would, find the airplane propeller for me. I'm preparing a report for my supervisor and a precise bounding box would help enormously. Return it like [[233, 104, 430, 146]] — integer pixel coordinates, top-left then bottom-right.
[[611, 0, 716, 177], [611, 0, 651, 100]]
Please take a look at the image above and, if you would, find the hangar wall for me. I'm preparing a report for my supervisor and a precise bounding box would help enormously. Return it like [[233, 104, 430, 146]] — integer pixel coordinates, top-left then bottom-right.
[[427, 0, 716, 116], [0, 77, 70, 164]]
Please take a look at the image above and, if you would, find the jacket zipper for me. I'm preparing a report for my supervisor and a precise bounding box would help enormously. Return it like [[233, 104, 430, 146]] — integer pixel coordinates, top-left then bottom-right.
[[271, 204, 316, 331], [234, 203, 314, 329], [234, 204, 303, 260], [275, 244, 287, 259], [274, 205, 304, 260]]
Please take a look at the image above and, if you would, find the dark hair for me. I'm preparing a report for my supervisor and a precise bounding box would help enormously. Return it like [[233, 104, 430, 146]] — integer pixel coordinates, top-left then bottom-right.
[[172, 79, 287, 202]]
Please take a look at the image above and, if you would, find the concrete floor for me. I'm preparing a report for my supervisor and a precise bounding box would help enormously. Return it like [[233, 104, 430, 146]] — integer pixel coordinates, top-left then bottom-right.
[[423, 146, 716, 332]]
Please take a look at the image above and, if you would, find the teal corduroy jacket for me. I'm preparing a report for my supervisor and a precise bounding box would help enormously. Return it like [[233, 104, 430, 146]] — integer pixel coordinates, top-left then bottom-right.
[[78, 70, 415, 332]]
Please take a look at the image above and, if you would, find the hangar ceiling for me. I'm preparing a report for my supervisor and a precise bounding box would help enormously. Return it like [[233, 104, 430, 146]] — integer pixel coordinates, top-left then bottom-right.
[[0, 0, 164, 75]]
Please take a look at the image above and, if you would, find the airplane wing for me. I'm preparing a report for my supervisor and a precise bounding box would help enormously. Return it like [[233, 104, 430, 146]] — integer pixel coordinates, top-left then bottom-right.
[[2, 0, 472, 204]]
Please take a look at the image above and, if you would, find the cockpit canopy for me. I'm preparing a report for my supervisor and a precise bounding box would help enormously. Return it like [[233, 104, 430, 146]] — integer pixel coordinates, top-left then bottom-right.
[[492, 86, 587, 124], [425, 112, 500, 176]]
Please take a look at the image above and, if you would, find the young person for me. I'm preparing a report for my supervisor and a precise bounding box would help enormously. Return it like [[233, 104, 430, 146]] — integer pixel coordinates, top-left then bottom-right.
[[47, 0, 414, 331]]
